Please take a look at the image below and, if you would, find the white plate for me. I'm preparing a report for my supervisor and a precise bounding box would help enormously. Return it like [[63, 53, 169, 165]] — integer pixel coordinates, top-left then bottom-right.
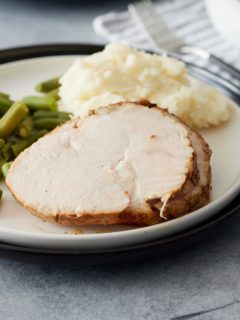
[[0, 55, 239, 252]]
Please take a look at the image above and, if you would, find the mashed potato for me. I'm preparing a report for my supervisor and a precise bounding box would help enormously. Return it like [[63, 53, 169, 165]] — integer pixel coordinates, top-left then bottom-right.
[[59, 43, 230, 128]]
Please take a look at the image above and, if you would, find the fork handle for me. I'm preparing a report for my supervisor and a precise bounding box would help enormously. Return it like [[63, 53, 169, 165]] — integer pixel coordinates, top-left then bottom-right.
[[208, 54, 240, 82], [179, 46, 240, 82]]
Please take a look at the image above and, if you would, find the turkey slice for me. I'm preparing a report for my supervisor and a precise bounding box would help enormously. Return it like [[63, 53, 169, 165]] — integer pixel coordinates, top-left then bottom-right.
[[6, 102, 210, 225]]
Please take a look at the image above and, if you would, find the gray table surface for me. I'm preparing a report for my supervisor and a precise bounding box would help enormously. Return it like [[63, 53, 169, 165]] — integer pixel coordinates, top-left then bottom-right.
[[0, 1, 240, 319]]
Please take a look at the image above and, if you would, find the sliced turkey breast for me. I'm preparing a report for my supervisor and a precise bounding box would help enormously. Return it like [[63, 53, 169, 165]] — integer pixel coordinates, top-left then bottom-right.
[[149, 129, 211, 219], [6, 101, 211, 226]]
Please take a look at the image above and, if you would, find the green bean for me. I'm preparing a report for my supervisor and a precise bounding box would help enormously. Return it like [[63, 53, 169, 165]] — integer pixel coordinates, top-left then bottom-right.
[[12, 130, 47, 157], [0, 96, 13, 105], [0, 97, 12, 116], [7, 135, 18, 143], [47, 88, 60, 101], [0, 106, 9, 117], [0, 92, 10, 100], [0, 97, 12, 107], [0, 158, 6, 178], [0, 101, 28, 138], [35, 77, 60, 93], [33, 110, 70, 120], [33, 118, 66, 130], [2, 142, 13, 161], [17, 116, 33, 138], [0, 189, 2, 200], [0, 139, 5, 149], [2, 161, 13, 178], [22, 96, 56, 111]]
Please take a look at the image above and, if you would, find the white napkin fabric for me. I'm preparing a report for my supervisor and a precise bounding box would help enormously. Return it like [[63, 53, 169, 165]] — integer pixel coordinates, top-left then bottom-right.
[[93, 0, 240, 72]]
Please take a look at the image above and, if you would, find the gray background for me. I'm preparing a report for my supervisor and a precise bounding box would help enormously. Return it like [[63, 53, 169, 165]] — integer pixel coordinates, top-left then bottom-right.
[[0, 1, 240, 319]]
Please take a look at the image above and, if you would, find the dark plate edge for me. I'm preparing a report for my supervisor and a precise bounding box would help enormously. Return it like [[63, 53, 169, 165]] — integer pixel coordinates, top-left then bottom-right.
[[0, 43, 104, 63]]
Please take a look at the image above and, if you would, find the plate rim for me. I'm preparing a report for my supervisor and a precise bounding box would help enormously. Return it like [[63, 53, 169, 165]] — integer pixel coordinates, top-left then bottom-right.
[[0, 192, 239, 255], [0, 175, 239, 242], [0, 43, 240, 250]]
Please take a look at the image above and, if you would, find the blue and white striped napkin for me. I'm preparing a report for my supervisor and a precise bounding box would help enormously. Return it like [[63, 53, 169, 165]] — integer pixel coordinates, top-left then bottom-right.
[[93, 0, 240, 71]]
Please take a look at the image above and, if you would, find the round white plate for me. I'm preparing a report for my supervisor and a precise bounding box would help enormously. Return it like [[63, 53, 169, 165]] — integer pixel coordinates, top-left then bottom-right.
[[0, 55, 239, 252]]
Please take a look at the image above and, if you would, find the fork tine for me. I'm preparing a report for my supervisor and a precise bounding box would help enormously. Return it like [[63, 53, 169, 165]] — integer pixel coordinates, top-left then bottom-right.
[[128, 0, 184, 52], [142, 0, 157, 15], [128, 3, 159, 52]]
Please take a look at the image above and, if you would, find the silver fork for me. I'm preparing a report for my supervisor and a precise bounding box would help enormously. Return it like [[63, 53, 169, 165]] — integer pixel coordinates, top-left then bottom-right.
[[128, 0, 240, 83]]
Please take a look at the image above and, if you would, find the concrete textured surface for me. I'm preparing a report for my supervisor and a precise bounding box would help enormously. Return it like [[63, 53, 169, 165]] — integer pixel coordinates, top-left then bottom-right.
[[0, 0, 128, 48], [0, 213, 240, 320], [0, 1, 240, 319]]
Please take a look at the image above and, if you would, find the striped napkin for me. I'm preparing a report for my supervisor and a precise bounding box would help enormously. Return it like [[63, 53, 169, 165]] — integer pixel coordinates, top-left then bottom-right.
[[93, 0, 240, 72]]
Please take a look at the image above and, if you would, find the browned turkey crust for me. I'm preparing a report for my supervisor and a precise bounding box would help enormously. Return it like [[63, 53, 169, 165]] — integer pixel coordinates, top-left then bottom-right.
[[6, 101, 211, 226], [24, 205, 165, 226]]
